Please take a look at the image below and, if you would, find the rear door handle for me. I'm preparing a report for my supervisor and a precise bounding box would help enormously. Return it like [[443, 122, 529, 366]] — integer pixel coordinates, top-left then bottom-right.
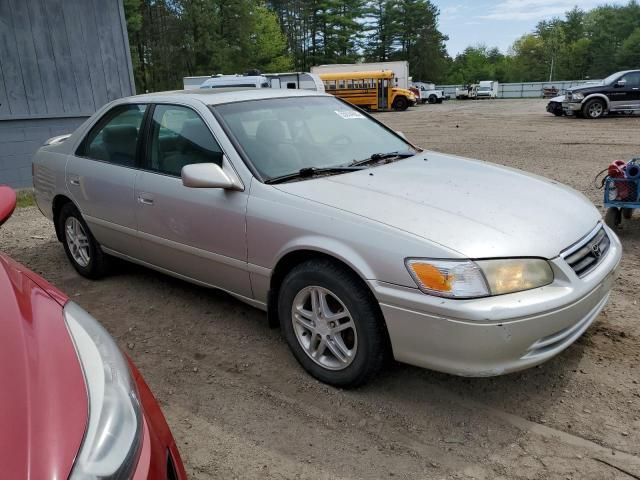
[[137, 193, 154, 205], [69, 175, 80, 186]]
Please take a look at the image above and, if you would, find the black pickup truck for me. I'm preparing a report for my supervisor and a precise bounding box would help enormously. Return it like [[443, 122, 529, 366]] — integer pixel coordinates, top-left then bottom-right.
[[563, 70, 640, 119]]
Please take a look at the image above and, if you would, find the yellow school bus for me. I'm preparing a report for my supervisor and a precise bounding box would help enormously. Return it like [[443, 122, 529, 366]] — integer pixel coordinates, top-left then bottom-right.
[[319, 70, 416, 111]]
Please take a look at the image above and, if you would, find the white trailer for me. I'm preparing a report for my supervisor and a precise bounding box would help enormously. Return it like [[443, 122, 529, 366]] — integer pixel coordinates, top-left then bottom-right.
[[183, 72, 324, 92], [311, 61, 410, 89], [477, 80, 499, 99], [264, 72, 325, 92]]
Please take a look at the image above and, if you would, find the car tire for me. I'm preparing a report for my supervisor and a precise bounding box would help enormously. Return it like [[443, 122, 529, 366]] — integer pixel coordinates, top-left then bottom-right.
[[59, 203, 110, 279], [392, 96, 409, 111], [604, 207, 621, 228], [622, 208, 633, 220], [278, 259, 388, 388], [428, 95, 437, 104], [583, 98, 606, 119]]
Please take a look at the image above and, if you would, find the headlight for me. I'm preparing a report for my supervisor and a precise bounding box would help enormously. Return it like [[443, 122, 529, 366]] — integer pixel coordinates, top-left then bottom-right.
[[572, 92, 584, 101], [64, 302, 143, 479], [405, 258, 553, 298]]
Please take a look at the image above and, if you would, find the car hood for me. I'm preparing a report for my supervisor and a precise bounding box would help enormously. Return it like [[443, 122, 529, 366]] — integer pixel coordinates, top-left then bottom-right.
[[0, 253, 88, 479], [276, 152, 600, 258], [568, 83, 605, 94]]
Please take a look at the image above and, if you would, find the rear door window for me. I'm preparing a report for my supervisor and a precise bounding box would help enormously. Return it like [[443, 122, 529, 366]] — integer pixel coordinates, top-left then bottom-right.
[[78, 104, 147, 167]]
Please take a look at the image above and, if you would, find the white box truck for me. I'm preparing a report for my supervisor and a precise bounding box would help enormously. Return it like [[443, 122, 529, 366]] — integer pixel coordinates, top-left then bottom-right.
[[311, 61, 410, 89], [477, 80, 499, 99]]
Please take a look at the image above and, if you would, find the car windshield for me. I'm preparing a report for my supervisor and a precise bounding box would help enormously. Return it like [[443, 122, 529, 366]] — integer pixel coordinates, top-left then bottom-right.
[[213, 96, 414, 181]]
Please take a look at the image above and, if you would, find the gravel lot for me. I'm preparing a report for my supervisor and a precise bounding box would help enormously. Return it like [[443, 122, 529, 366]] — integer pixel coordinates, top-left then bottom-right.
[[3, 99, 640, 479]]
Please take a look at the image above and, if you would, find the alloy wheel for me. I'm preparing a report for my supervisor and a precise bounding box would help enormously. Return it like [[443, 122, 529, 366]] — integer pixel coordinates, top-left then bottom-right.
[[65, 217, 91, 267], [291, 286, 357, 370], [588, 102, 604, 118]]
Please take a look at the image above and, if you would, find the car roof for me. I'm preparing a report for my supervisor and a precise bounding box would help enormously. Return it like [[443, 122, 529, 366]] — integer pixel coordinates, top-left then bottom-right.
[[126, 88, 327, 106]]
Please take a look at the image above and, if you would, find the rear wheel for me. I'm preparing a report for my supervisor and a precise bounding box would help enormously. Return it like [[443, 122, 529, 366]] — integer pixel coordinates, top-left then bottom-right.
[[59, 203, 110, 278], [392, 96, 409, 111], [622, 208, 634, 220], [583, 98, 606, 119], [278, 260, 387, 388], [604, 207, 621, 228], [428, 94, 437, 104]]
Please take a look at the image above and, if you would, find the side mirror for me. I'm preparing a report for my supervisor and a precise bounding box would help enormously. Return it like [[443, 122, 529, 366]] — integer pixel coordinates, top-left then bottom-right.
[[181, 163, 236, 189], [0, 186, 17, 226], [616, 79, 627, 88]]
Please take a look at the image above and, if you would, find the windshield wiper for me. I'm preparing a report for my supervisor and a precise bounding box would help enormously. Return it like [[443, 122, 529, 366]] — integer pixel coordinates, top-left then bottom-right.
[[349, 150, 416, 167], [265, 166, 364, 185]]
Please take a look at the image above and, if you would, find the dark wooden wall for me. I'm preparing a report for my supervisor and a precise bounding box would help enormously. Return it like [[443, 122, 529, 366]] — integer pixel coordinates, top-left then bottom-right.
[[0, 0, 135, 120], [0, 0, 135, 186]]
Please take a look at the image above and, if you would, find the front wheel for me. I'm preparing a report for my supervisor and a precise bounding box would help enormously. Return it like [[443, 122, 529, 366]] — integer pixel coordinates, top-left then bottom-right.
[[428, 95, 437, 104], [278, 260, 388, 388], [583, 98, 606, 119], [59, 203, 110, 278], [392, 96, 409, 111]]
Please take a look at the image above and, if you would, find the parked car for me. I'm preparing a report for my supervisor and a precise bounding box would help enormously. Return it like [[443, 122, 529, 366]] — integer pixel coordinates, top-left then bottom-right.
[[33, 89, 621, 387], [563, 70, 640, 118], [0, 186, 186, 479], [546, 95, 565, 116]]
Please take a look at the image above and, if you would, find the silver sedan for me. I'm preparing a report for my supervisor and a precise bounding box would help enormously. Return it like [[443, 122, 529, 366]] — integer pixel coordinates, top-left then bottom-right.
[[33, 89, 621, 387]]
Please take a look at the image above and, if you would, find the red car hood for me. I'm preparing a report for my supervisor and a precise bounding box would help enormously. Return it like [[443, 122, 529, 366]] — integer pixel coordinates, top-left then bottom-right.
[[0, 253, 88, 479]]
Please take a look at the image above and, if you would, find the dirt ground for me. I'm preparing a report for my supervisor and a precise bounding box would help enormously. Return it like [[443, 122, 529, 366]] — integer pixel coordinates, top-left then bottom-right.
[[3, 99, 640, 479]]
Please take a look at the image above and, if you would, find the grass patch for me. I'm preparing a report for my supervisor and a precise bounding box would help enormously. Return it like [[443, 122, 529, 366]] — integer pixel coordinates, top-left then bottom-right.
[[16, 189, 36, 208]]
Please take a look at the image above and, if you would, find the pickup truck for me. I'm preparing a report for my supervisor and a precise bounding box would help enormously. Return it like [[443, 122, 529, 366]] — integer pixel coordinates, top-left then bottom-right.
[[563, 70, 640, 119], [412, 82, 446, 104]]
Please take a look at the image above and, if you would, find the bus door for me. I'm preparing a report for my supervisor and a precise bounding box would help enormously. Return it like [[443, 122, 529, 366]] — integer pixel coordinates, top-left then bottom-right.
[[377, 79, 388, 110]]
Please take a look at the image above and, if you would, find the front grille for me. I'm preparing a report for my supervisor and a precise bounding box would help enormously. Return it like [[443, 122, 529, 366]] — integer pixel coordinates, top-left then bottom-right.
[[561, 225, 610, 277]]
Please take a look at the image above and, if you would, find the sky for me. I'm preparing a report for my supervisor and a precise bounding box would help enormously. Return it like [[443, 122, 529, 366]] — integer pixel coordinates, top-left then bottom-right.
[[436, 0, 629, 57]]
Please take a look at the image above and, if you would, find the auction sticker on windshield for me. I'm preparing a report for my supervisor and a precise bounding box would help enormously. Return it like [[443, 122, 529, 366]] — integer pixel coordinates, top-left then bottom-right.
[[335, 110, 365, 119]]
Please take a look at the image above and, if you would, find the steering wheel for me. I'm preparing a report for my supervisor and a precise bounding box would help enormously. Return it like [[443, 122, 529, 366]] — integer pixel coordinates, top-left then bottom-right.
[[328, 134, 352, 146]]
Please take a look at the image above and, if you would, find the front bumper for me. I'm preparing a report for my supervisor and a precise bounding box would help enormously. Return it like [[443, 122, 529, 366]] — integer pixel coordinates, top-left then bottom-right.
[[129, 360, 187, 480], [563, 101, 582, 115], [371, 226, 622, 376]]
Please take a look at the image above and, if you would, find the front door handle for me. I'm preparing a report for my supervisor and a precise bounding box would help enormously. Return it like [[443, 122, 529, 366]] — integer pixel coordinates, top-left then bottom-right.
[[137, 193, 154, 205], [69, 175, 80, 186]]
